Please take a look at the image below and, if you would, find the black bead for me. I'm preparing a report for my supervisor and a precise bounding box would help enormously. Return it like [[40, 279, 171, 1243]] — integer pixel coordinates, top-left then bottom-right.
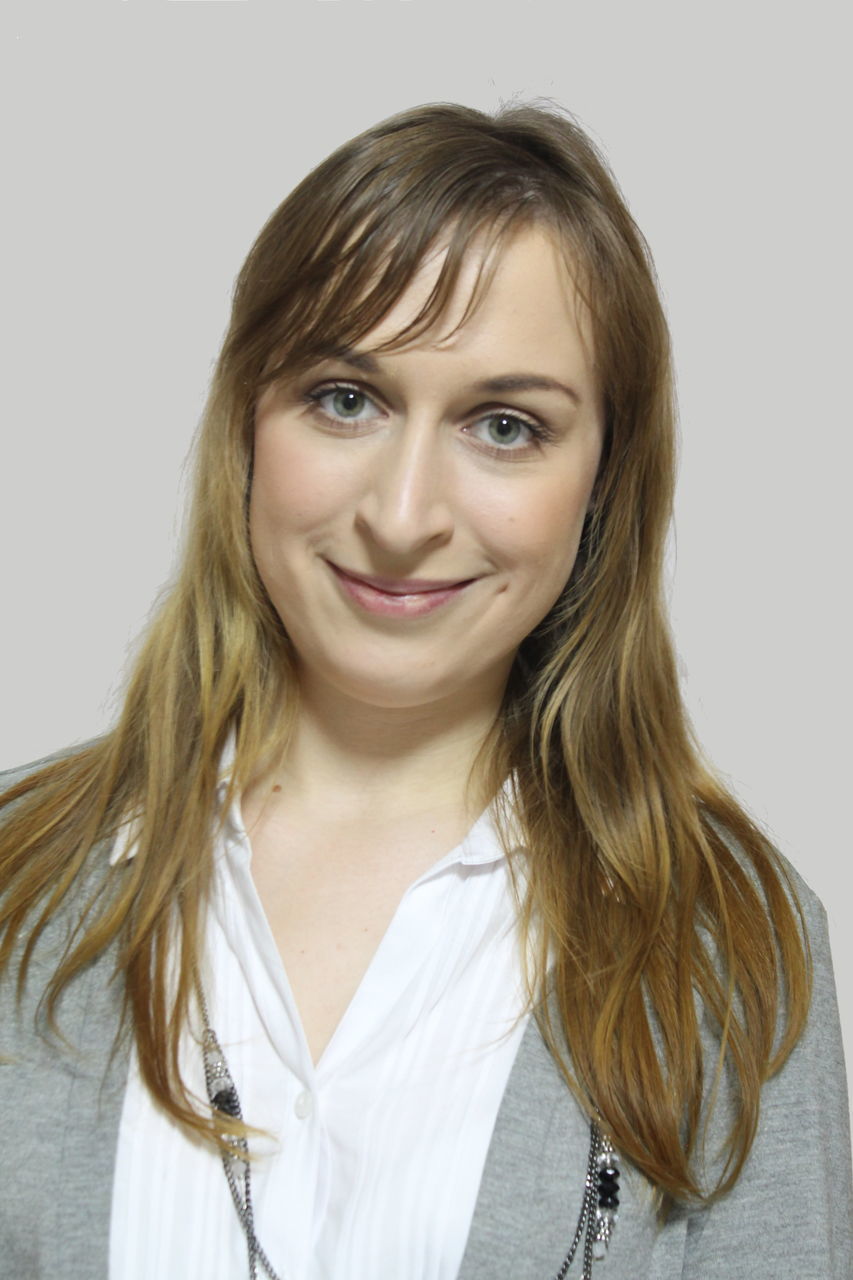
[[598, 1169, 619, 1186], [212, 1086, 240, 1118], [598, 1192, 620, 1209]]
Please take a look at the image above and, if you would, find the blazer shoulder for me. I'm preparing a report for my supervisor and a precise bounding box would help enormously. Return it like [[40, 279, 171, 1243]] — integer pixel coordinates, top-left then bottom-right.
[[0, 737, 105, 804], [705, 808, 827, 942]]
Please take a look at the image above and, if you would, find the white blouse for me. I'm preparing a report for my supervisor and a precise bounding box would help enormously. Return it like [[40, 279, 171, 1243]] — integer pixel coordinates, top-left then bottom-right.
[[108, 768, 532, 1280]]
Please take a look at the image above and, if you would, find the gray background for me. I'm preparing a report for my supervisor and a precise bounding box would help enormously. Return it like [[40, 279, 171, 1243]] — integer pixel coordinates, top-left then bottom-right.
[[2, 2, 850, 1119]]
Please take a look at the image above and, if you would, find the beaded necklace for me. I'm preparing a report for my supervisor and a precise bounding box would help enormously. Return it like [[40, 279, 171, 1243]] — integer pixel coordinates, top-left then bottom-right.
[[195, 977, 620, 1280]]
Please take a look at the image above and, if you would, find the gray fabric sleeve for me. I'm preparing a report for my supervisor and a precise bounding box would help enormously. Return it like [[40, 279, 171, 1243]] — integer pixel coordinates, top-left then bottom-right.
[[682, 879, 853, 1279]]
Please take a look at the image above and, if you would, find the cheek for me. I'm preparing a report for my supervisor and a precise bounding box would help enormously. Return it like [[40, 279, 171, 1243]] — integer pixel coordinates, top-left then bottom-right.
[[250, 423, 352, 540], [481, 475, 593, 583]]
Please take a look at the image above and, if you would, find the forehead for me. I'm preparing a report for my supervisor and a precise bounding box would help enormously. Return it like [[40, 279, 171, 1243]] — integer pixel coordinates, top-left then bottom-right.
[[353, 224, 597, 392]]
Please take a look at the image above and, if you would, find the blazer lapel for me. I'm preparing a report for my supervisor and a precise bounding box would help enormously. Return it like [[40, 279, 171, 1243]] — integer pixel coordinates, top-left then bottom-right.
[[456, 1009, 594, 1280]]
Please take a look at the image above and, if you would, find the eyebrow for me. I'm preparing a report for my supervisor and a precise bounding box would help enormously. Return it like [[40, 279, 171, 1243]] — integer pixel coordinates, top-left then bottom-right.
[[319, 344, 581, 408]]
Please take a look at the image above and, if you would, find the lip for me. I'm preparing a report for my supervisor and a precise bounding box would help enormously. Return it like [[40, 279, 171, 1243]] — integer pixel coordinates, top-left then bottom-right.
[[327, 561, 477, 618]]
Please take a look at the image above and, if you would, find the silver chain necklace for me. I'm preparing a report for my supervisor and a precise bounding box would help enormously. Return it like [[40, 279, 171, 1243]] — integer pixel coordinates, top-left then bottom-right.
[[196, 977, 620, 1280]]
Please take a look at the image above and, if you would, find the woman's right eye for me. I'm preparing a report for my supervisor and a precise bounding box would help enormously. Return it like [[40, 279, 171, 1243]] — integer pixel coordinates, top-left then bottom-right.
[[305, 382, 380, 424]]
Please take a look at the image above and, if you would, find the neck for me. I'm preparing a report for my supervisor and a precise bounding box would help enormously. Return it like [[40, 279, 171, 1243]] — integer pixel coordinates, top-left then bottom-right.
[[269, 673, 505, 825]]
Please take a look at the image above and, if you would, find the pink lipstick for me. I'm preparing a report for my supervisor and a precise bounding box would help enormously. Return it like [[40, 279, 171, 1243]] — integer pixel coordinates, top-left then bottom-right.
[[328, 562, 476, 618]]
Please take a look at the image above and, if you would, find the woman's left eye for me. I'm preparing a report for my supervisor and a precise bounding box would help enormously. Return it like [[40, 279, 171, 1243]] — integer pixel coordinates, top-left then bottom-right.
[[466, 413, 543, 451]]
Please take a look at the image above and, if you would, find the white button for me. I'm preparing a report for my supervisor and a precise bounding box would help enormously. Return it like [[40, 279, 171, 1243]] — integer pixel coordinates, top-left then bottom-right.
[[294, 1089, 313, 1120]]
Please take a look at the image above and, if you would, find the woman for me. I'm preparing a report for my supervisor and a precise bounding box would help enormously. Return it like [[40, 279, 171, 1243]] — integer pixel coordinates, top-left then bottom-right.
[[1, 101, 850, 1279]]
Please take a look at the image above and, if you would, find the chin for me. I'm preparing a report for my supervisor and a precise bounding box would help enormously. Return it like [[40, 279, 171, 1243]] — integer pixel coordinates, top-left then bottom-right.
[[298, 654, 499, 715], [334, 673, 457, 711]]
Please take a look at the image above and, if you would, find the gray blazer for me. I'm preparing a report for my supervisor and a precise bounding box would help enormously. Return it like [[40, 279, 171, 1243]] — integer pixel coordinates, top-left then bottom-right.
[[2, 761, 852, 1279]]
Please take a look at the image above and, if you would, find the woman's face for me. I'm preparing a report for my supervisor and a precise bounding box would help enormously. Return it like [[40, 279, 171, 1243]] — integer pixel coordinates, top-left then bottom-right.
[[250, 224, 605, 715]]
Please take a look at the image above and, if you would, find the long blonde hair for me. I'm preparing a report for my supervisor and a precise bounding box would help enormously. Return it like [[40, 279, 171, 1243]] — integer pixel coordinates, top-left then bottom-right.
[[0, 99, 810, 1205]]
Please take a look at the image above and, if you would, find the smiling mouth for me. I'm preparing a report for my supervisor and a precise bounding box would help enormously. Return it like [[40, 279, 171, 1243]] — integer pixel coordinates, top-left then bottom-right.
[[327, 561, 478, 616]]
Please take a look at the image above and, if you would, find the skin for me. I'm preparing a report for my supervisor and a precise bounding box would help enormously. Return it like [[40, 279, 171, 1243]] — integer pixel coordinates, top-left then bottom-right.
[[251, 223, 604, 736], [244, 224, 605, 1063]]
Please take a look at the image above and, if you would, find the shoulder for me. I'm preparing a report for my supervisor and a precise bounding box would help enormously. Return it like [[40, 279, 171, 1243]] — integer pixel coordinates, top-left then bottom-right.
[[0, 737, 115, 964], [754, 839, 830, 971], [705, 809, 828, 956], [770, 849, 843, 1071], [708, 815, 838, 1057], [0, 738, 104, 806]]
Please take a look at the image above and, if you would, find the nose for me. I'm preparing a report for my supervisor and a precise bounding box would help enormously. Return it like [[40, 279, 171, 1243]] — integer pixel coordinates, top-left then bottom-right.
[[354, 417, 454, 557]]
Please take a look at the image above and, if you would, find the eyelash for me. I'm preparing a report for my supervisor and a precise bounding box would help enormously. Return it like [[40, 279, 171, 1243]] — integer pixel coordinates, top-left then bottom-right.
[[302, 380, 555, 456]]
